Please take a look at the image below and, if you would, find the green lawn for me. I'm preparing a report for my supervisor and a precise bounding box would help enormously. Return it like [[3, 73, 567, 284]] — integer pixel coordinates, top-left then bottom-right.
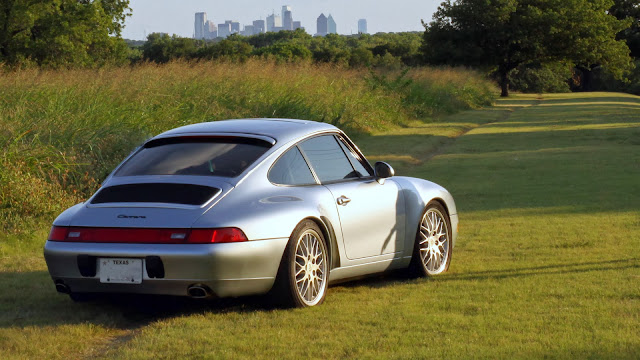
[[1, 92, 638, 359]]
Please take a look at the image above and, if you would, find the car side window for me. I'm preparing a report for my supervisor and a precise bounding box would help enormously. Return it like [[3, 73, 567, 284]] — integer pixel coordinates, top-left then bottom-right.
[[299, 135, 358, 183], [268, 146, 316, 185], [336, 137, 373, 177]]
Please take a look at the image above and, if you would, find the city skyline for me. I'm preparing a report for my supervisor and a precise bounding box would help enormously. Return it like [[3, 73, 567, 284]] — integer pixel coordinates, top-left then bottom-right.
[[122, 0, 440, 40]]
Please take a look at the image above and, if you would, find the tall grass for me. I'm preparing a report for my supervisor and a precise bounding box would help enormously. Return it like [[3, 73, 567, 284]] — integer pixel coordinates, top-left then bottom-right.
[[0, 60, 495, 234]]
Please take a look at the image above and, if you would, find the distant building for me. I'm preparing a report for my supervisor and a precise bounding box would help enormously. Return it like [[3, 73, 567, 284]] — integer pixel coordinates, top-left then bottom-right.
[[253, 20, 266, 34], [208, 6, 299, 38], [317, 13, 328, 36], [204, 20, 217, 39], [242, 25, 255, 36], [282, 5, 292, 18], [358, 19, 367, 34], [266, 13, 282, 32], [328, 15, 337, 34], [283, 10, 293, 30], [218, 22, 231, 38], [230, 21, 240, 34], [194, 12, 207, 39]]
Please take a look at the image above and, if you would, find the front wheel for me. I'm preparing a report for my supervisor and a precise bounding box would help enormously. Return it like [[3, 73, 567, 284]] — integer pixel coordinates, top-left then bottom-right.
[[272, 220, 329, 308], [409, 202, 452, 276]]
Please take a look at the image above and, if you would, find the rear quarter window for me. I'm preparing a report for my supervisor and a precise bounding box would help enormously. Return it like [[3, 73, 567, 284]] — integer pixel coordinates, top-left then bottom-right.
[[269, 146, 316, 185]]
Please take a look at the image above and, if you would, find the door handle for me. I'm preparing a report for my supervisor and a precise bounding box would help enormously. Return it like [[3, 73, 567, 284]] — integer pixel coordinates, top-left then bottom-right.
[[336, 195, 351, 206]]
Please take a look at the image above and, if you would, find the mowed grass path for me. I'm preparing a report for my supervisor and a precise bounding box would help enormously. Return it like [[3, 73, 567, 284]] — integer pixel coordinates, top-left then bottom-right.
[[1, 92, 638, 359]]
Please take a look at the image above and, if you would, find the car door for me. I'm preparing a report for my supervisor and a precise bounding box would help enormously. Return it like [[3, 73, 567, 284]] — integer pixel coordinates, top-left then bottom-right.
[[299, 134, 404, 260]]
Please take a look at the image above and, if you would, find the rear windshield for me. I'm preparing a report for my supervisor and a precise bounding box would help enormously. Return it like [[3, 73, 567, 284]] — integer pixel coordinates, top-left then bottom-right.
[[115, 137, 272, 178]]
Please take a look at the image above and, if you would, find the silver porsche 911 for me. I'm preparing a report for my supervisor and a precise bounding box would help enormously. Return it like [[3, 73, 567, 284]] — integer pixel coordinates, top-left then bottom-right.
[[44, 119, 458, 307]]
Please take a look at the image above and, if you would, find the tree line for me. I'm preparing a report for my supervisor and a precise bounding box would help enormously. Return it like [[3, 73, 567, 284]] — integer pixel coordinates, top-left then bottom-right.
[[136, 30, 423, 69], [1, 0, 639, 97]]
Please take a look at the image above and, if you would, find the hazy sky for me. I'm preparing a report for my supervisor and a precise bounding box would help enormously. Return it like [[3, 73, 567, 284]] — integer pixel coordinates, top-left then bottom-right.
[[122, 0, 442, 40]]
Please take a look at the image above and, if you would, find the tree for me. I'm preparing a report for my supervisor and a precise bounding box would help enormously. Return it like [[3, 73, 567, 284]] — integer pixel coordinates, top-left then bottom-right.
[[0, 0, 131, 68], [142, 33, 200, 63], [610, 0, 640, 57], [254, 42, 312, 62], [197, 37, 254, 62], [423, 0, 633, 96]]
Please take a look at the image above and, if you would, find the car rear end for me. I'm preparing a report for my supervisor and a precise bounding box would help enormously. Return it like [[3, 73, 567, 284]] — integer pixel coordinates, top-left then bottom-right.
[[44, 230, 286, 298], [43, 134, 287, 299]]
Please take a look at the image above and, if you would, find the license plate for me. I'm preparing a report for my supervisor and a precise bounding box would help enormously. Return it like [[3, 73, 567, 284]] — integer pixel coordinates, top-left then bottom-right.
[[99, 258, 143, 284]]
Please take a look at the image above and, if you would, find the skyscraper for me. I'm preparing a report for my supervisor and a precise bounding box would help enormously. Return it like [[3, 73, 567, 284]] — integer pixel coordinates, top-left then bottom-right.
[[205, 20, 217, 39], [281, 5, 292, 19], [266, 13, 282, 32], [281, 6, 293, 30], [293, 21, 302, 31], [242, 25, 255, 36], [194, 12, 207, 39], [283, 10, 293, 30], [328, 15, 337, 34], [218, 22, 231, 38], [230, 21, 240, 34], [358, 19, 368, 34], [317, 13, 327, 36], [253, 20, 265, 34]]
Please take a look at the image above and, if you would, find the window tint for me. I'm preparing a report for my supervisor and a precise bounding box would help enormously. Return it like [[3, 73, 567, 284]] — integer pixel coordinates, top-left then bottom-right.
[[299, 135, 358, 183], [115, 137, 270, 178], [337, 138, 372, 177], [269, 146, 316, 185]]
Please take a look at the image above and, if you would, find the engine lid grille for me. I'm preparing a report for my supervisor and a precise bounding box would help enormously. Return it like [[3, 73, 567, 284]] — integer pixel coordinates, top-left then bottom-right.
[[91, 183, 220, 206]]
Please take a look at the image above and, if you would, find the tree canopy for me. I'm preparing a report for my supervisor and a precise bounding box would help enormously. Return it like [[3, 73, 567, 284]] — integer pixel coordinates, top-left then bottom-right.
[[610, 0, 640, 57], [423, 0, 634, 96], [0, 0, 131, 68], [138, 31, 423, 68]]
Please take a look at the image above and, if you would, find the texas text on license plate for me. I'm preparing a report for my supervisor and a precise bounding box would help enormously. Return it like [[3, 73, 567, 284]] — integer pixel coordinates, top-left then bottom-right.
[[99, 258, 143, 284]]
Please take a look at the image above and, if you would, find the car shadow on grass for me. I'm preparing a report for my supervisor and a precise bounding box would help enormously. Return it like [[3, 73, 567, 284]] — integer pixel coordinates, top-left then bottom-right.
[[0, 270, 277, 330], [0, 268, 433, 330], [328, 258, 640, 290], [434, 258, 639, 282]]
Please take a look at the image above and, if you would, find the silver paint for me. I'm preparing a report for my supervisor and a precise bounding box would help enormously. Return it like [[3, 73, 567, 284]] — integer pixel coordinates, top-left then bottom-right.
[[44, 119, 458, 299]]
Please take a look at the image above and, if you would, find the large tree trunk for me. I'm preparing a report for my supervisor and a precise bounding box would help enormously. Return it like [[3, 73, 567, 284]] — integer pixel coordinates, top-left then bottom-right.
[[500, 69, 510, 97], [581, 68, 594, 92]]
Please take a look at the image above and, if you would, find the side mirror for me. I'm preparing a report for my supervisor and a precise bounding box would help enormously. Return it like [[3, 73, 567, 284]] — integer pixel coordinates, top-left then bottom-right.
[[374, 161, 395, 184]]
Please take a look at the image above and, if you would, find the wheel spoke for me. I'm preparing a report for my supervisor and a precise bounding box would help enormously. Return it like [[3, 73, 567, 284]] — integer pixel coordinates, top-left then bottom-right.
[[417, 208, 451, 274], [293, 229, 328, 306]]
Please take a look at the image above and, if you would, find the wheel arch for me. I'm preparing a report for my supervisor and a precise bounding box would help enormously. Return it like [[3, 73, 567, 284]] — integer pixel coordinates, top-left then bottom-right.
[[302, 216, 341, 270], [430, 197, 451, 217]]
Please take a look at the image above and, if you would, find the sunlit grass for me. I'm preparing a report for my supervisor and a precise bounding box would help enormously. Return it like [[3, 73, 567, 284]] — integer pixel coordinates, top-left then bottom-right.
[[0, 82, 638, 358]]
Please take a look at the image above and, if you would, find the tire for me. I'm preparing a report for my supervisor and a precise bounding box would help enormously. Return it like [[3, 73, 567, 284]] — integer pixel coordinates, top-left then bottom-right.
[[409, 201, 452, 277], [272, 220, 329, 308]]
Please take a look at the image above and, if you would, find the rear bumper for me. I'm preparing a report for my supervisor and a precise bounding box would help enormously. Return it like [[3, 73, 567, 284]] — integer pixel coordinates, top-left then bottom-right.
[[43, 238, 288, 297]]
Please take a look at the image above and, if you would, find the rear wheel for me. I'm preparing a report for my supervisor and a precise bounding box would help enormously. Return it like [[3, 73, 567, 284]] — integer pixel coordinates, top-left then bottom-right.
[[409, 202, 452, 276], [273, 220, 329, 308]]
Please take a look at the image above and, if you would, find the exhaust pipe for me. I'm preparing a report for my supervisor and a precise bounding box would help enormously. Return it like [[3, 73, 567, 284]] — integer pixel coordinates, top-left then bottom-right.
[[187, 284, 212, 299], [55, 282, 70, 294]]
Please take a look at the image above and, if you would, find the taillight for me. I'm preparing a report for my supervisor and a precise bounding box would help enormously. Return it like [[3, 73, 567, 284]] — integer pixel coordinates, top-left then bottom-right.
[[48, 226, 68, 241], [189, 228, 248, 243], [47, 226, 247, 244]]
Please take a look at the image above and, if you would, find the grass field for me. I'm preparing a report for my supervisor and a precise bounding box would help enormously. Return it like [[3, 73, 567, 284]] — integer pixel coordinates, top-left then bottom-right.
[[1, 88, 639, 358], [0, 62, 493, 236]]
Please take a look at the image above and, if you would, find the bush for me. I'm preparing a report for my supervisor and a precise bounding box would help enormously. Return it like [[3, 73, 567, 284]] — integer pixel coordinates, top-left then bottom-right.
[[589, 59, 640, 95], [509, 62, 572, 93]]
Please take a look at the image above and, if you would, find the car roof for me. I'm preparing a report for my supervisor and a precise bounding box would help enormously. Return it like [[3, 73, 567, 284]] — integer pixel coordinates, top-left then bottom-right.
[[156, 118, 339, 146]]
